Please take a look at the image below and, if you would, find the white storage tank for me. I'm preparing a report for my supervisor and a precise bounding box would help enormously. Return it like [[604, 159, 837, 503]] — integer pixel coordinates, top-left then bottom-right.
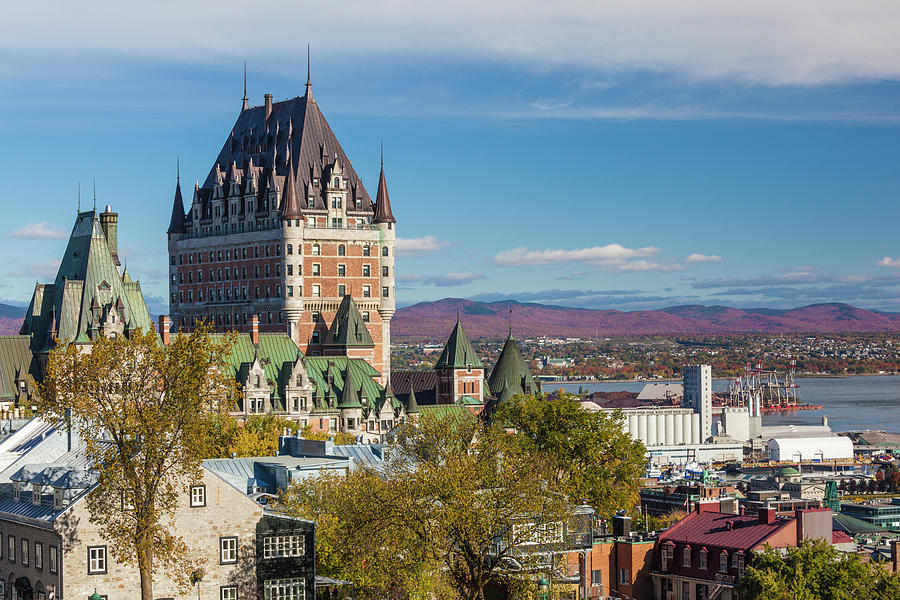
[[647, 414, 657, 446], [691, 413, 701, 444], [638, 413, 648, 445], [664, 413, 675, 446], [674, 413, 684, 445], [628, 414, 639, 441]]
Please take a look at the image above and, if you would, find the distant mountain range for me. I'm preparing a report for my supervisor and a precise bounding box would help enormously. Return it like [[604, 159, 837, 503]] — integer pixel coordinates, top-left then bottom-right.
[[393, 299, 900, 340], [2, 299, 898, 340]]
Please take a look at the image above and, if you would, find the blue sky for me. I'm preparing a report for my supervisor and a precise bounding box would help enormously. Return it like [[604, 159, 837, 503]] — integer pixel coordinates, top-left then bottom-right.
[[1, 1, 899, 314]]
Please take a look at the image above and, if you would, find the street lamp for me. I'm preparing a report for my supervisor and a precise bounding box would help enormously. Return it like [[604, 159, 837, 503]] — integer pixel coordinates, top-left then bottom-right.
[[538, 576, 550, 600]]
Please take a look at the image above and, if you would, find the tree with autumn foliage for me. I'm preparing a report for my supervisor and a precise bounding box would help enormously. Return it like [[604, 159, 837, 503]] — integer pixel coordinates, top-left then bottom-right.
[[38, 325, 237, 600]]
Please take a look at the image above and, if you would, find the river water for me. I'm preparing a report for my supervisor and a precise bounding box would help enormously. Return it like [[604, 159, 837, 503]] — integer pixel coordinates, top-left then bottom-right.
[[547, 374, 900, 434]]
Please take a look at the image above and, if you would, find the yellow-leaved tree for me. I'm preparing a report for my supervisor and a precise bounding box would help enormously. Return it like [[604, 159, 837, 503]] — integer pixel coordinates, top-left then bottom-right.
[[38, 325, 236, 600]]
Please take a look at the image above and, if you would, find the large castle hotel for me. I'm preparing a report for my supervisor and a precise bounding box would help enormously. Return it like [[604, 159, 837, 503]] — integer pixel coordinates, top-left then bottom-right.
[[166, 77, 396, 384]]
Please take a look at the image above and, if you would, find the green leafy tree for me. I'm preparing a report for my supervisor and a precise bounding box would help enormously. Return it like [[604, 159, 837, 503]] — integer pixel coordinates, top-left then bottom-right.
[[739, 539, 900, 600], [280, 411, 567, 600], [38, 326, 236, 600], [491, 393, 646, 516]]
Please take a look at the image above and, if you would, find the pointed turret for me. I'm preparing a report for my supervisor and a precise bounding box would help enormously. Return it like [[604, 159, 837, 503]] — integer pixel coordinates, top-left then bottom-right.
[[338, 367, 362, 409], [488, 334, 537, 401], [167, 173, 185, 234], [434, 316, 482, 369], [406, 385, 419, 414], [373, 152, 396, 224], [280, 157, 304, 219]]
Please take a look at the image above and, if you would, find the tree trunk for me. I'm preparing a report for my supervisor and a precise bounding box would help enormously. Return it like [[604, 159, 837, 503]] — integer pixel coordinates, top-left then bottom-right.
[[138, 540, 154, 600]]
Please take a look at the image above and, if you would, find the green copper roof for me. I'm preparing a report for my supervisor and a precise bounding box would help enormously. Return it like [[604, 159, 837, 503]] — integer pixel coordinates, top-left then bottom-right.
[[0, 336, 38, 400], [338, 367, 362, 409], [324, 295, 374, 347], [219, 332, 302, 405], [418, 404, 473, 420], [406, 385, 419, 413], [21, 210, 153, 351], [434, 319, 483, 369], [487, 335, 537, 400], [304, 357, 383, 412]]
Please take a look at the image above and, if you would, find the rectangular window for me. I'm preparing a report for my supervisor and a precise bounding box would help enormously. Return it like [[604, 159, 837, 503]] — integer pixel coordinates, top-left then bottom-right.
[[337, 264, 346, 277], [287, 286, 293, 297], [312, 264, 321, 276], [49, 546, 57, 573], [363, 285, 371, 298], [21, 539, 28, 566], [190, 485, 206, 508], [382, 266, 389, 277], [287, 265, 293, 276], [34, 542, 42, 570], [220, 537, 238, 564], [88, 546, 107, 574], [338, 284, 346, 297], [362, 265, 370, 277], [382, 286, 389, 298], [8, 535, 14, 563], [699, 550, 707, 570], [263, 578, 305, 600], [618, 568, 629, 584], [591, 569, 602, 585], [311, 330, 320, 344], [312, 285, 321, 297], [221, 587, 238, 600], [262, 535, 306, 559]]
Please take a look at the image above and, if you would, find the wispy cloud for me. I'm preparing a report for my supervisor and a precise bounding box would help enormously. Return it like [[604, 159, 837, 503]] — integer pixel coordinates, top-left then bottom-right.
[[395, 235, 450, 257], [686, 253, 723, 263], [423, 272, 486, 287], [877, 256, 900, 268], [5, 2, 900, 87], [493, 244, 685, 272], [10, 260, 61, 279], [9, 222, 67, 240]]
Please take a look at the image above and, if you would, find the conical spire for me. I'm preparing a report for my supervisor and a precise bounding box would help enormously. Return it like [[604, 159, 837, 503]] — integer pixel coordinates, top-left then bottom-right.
[[374, 145, 396, 224], [406, 385, 419, 414], [338, 366, 362, 408], [167, 165, 186, 234], [242, 60, 249, 111], [280, 153, 304, 219], [488, 333, 537, 401]]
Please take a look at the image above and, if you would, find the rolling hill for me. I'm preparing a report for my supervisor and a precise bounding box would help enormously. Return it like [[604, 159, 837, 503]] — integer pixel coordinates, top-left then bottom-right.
[[393, 299, 900, 340]]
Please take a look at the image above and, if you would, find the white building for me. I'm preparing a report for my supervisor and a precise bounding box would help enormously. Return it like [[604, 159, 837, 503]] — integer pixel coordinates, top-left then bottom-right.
[[767, 436, 854, 462], [684, 365, 712, 442]]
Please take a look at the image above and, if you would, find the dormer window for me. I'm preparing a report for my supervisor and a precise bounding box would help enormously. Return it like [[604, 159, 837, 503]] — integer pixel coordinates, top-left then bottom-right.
[[13, 482, 20, 501], [54, 489, 63, 509], [33, 484, 42, 505], [333, 177, 339, 187]]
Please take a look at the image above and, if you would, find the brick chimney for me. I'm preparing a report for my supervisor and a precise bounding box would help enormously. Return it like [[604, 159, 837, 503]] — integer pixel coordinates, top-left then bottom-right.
[[265, 94, 273, 119], [158, 315, 171, 346], [251, 314, 259, 345], [99, 205, 119, 266], [759, 506, 776, 524]]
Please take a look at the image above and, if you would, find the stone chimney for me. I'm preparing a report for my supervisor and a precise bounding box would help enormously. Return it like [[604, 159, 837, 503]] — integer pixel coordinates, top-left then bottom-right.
[[99, 205, 119, 266], [251, 314, 259, 345], [159, 315, 170, 345], [265, 94, 273, 119]]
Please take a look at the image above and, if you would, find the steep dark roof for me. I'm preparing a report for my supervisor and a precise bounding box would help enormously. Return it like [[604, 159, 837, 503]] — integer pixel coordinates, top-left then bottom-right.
[[373, 164, 395, 224], [391, 370, 437, 408], [487, 335, 537, 399], [325, 295, 374, 348], [200, 88, 372, 211], [406, 385, 419, 414], [167, 178, 185, 234], [659, 510, 794, 551], [434, 319, 483, 369]]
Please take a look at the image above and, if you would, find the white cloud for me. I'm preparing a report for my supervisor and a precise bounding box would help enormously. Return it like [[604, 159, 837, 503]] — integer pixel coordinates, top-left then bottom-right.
[[686, 253, 723, 263], [424, 272, 486, 287], [494, 244, 660, 270], [394, 235, 450, 256], [877, 256, 900, 268], [9, 222, 67, 240], [11, 260, 61, 279], [3, 2, 900, 86]]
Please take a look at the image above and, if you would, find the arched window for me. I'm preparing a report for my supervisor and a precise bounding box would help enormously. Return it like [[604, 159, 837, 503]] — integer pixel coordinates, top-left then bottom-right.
[[312, 244, 320, 256], [719, 551, 729, 573], [333, 177, 339, 187], [382, 246, 389, 257], [287, 244, 293, 255], [682, 547, 691, 567], [337, 244, 346, 256], [362, 245, 370, 257]]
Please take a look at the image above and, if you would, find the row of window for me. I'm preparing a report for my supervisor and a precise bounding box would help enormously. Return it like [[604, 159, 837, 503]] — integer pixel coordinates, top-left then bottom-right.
[[179, 312, 283, 328], [174, 243, 390, 266], [174, 282, 388, 305], [0, 534, 57, 573], [175, 263, 390, 287], [667, 545, 744, 574]]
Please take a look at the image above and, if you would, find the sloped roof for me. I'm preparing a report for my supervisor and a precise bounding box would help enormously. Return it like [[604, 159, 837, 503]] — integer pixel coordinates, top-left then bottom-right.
[[304, 357, 384, 412], [391, 370, 437, 408], [832, 512, 891, 534], [20, 210, 153, 351], [167, 178, 185, 234], [658, 510, 794, 551], [434, 319, 483, 369], [418, 404, 474, 420], [325, 295, 374, 348], [0, 336, 39, 401], [200, 89, 372, 212], [487, 335, 536, 400], [218, 333, 301, 405]]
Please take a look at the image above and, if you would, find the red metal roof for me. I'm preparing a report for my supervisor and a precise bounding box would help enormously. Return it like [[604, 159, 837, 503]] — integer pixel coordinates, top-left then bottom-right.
[[831, 530, 853, 544], [659, 511, 794, 552]]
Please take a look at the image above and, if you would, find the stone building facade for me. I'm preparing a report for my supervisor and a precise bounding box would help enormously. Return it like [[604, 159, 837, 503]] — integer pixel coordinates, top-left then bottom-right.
[[167, 78, 396, 386]]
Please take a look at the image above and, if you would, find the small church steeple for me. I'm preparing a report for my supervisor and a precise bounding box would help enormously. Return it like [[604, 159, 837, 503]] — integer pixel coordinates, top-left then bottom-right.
[[167, 161, 186, 235]]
